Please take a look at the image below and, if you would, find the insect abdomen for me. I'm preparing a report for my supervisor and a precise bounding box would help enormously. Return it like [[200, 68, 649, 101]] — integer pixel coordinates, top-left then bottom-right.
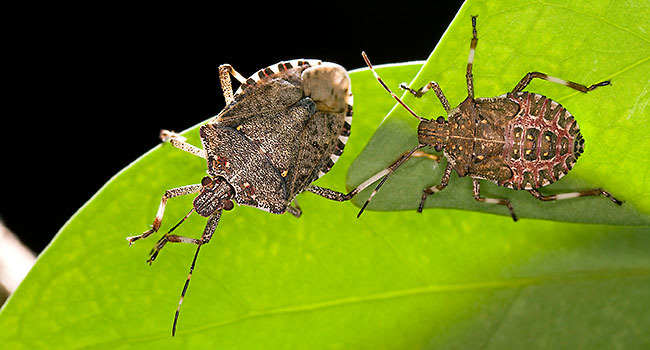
[[501, 92, 583, 190]]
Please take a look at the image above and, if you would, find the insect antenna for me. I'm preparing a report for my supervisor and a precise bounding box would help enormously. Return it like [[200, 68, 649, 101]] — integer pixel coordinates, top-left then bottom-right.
[[172, 241, 203, 336], [357, 144, 426, 218], [167, 208, 195, 234], [361, 51, 428, 122], [357, 174, 391, 218]]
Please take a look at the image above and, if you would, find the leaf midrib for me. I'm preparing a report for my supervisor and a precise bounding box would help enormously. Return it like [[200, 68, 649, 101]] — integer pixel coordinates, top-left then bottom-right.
[[86, 267, 650, 348]]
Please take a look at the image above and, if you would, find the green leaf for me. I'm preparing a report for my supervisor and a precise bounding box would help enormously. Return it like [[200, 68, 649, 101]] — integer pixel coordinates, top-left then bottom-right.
[[347, 0, 650, 225], [2, 2, 650, 349]]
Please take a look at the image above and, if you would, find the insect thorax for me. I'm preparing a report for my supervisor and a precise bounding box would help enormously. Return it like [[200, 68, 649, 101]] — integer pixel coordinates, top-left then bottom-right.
[[444, 97, 487, 178], [417, 119, 449, 150]]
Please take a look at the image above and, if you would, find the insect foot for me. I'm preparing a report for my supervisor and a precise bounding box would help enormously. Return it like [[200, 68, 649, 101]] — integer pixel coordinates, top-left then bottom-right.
[[127, 59, 384, 336], [357, 15, 622, 220], [159, 129, 186, 142]]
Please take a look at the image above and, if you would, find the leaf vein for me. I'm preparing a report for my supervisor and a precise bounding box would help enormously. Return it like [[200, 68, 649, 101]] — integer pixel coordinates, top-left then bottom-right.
[[189, 268, 650, 335]]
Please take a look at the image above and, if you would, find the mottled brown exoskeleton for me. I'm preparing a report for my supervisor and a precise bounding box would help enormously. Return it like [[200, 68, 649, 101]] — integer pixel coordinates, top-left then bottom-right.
[[359, 15, 622, 220], [126, 59, 377, 335]]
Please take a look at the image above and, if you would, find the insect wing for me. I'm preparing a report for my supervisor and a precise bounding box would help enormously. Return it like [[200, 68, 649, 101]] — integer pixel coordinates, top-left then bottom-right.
[[285, 64, 353, 200], [214, 60, 320, 126], [215, 77, 303, 125], [231, 98, 317, 180], [285, 109, 348, 200]]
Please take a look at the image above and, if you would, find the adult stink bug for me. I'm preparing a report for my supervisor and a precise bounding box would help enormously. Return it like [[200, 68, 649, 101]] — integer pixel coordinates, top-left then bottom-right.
[[127, 59, 363, 335], [358, 16, 622, 220]]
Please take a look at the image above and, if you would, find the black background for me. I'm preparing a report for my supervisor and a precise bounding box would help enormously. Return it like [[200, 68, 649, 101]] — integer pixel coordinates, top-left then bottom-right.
[[2, 2, 463, 253]]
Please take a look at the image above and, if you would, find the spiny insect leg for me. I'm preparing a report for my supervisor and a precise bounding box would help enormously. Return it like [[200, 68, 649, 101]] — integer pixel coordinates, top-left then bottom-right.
[[172, 211, 221, 336], [126, 184, 202, 245], [466, 15, 478, 99], [356, 144, 428, 218], [400, 81, 451, 113], [511, 71, 611, 94], [160, 129, 207, 159], [361, 51, 428, 122], [418, 162, 453, 213], [218, 64, 247, 105], [472, 178, 518, 222], [528, 188, 623, 205]]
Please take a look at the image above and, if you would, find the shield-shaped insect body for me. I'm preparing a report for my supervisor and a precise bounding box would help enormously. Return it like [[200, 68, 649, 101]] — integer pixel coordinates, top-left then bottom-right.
[[358, 16, 622, 221], [127, 59, 361, 335]]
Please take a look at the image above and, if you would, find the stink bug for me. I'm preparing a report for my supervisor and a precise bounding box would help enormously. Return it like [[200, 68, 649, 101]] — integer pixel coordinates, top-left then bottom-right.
[[127, 59, 367, 335], [358, 16, 622, 220]]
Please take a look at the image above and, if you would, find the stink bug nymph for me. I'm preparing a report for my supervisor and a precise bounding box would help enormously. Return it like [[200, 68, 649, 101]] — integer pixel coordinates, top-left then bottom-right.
[[127, 59, 370, 335], [358, 16, 622, 220]]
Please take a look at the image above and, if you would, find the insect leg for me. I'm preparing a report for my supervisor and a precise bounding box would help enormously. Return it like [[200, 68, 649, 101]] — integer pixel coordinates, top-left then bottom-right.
[[160, 129, 207, 159], [148, 207, 223, 263], [126, 184, 203, 245], [219, 64, 247, 105], [147, 207, 197, 263], [466, 15, 478, 99], [286, 201, 302, 218], [354, 144, 428, 217], [411, 150, 442, 162], [301, 163, 393, 209], [362, 52, 428, 122], [400, 81, 451, 113], [304, 146, 429, 215], [171, 211, 221, 336], [511, 72, 611, 94], [528, 188, 623, 205], [472, 178, 518, 221], [304, 185, 358, 202], [418, 162, 453, 213]]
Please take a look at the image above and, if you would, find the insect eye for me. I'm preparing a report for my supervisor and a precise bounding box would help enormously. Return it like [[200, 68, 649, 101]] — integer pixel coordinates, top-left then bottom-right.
[[436, 116, 445, 123], [201, 176, 213, 186], [434, 145, 443, 152], [223, 200, 234, 211]]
